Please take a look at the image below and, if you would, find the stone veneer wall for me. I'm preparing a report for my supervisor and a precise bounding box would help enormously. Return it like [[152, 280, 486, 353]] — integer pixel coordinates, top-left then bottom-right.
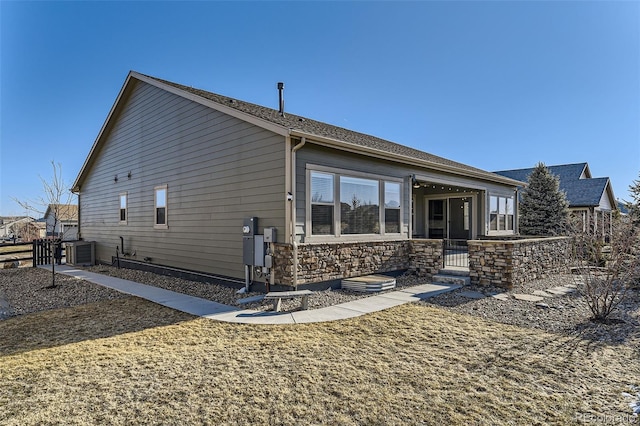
[[467, 237, 572, 289], [272, 239, 443, 286]]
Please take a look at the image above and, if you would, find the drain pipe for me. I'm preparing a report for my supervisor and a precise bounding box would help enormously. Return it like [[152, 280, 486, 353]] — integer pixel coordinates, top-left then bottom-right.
[[290, 137, 306, 289]]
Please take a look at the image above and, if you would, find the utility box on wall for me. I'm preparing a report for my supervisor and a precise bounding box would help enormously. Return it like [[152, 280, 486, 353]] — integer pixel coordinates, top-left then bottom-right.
[[242, 217, 258, 265], [263, 227, 276, 243]]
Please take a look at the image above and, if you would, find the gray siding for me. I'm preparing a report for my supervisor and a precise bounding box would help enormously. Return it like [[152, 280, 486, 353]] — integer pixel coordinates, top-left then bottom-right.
[[295, 145, 413, 241], [295, 143, 516, 241], [79, 81, 286, 279]]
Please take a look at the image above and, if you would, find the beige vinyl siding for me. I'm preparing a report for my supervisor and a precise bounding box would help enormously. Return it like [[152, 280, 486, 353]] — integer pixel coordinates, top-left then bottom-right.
[[79, 80, 286, 279]]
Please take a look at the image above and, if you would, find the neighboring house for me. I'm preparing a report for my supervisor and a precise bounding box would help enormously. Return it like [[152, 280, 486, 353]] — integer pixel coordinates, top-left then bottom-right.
[[20, 221, 47, 241], [72, 71, 523, 286], [494, 163, 617, 237], [44, 204, 79, 240], [0, 217, 32, 239]]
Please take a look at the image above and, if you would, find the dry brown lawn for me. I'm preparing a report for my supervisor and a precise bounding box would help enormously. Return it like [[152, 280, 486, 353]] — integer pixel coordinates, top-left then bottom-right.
[[1, 296, 638, 425]]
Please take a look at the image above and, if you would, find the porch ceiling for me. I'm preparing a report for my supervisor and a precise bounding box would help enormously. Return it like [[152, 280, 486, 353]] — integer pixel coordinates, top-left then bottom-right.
[[413, 181, 481, 196]]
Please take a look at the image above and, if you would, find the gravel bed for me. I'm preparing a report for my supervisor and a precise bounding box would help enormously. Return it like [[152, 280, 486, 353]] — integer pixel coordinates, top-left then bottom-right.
[[1, 266, 638, 349], [84, 265, 424, 313], [422, 274, 640, 347], [0, 267, 127, 319]]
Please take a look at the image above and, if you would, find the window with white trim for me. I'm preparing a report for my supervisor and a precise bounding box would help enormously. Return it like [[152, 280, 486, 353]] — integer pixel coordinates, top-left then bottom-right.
[[340, 176, 379, 234], [310, 172, 334, 235], [489, 195, 514, 231], [309, 169, 402, 236], [154, 185, 168, 228], [119, 193, 127, 224]]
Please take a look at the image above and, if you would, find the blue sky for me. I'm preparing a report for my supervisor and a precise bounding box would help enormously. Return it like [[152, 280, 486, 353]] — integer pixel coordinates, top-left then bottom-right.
[[1, 1, 638, 216]]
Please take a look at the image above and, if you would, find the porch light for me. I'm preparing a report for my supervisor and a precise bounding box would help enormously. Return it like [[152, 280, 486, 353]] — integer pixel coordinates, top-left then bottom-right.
[[412, 175, 421, 189]]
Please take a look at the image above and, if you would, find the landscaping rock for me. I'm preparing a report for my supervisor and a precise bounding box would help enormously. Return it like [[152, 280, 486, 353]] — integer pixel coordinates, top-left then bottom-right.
[[532, 290, 554, 298], [458, 290, 486, 299]]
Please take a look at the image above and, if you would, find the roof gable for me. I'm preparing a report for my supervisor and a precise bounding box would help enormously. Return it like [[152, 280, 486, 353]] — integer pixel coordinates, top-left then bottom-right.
[[44, 204, 78, 221]]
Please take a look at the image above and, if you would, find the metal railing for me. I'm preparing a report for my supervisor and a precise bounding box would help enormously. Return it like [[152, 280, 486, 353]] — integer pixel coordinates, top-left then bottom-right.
[[443, 239, 469, 268]]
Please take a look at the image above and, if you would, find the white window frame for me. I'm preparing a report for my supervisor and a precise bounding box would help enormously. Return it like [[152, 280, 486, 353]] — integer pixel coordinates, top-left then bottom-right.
[[119, 192, 128, 224], [306, 165, 404, 241], [488, 194, 515, 235], [383, 181, 402, 235], [154, 185, 168, 229], [310, 171, 335, 236]]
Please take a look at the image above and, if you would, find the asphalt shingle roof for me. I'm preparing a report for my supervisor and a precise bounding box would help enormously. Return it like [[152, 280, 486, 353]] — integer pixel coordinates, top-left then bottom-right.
[[494, 163, 611, 208], [144, 73, 517, 184]]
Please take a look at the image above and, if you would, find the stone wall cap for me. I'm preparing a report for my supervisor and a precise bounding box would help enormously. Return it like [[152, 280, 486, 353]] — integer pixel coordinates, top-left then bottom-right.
[[467, 236, 571, 245]]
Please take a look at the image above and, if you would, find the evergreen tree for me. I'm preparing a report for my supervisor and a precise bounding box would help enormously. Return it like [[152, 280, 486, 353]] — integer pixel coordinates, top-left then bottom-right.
[[626, 171, 640, 226], [519, 162, 569, 236]]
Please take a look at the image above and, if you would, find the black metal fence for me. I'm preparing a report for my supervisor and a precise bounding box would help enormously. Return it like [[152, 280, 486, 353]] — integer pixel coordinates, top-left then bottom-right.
[[32, 239, 65, 266], [443, 239, 469, 268], [0, 240, 66, 267]]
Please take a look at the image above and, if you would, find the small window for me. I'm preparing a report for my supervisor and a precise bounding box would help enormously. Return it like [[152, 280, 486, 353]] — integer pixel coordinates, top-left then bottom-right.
[[119, 193, 127, 224], [155, 185, 168, 228]]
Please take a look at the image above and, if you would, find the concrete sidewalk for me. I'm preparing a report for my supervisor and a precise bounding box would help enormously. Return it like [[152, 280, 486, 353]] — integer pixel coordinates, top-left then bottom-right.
[[43, 265, 460, 324]]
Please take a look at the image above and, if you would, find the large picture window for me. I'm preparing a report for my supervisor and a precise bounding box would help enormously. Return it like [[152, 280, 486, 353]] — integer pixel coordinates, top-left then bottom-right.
[[340, 176, 379, 234], [489, 195, 514, 232], [309, 169, 402, 237]]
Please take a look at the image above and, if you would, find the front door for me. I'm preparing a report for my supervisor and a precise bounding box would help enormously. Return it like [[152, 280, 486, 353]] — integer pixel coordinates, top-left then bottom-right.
[[427, 199, 446, 239], [449, 197, 472, 240], [426, 197, 472, 240]]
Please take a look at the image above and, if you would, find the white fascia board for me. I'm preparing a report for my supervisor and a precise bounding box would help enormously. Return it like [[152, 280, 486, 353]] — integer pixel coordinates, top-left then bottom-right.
[[604, 179, 617, 211], [288, 130, 525, 188], [132, 72, 289, 137]]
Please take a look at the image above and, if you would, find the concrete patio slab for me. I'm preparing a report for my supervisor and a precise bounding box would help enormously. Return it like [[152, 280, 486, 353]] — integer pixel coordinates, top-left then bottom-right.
[[491, 293, 510, 301], [513, 294, 544, 302], [532, 290, 554, 298]]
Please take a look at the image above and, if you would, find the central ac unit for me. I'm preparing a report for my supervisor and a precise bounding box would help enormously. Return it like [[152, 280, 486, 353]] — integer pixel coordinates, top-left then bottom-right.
[[66, 241, 95, 266]]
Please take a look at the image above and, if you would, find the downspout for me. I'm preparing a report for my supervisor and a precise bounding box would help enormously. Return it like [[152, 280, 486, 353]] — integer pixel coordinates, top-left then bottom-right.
[[514, 188, 519, 235], [408, 177, 413, 239], [76, 190, 81, 241], [290, 137, 306, 289]]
